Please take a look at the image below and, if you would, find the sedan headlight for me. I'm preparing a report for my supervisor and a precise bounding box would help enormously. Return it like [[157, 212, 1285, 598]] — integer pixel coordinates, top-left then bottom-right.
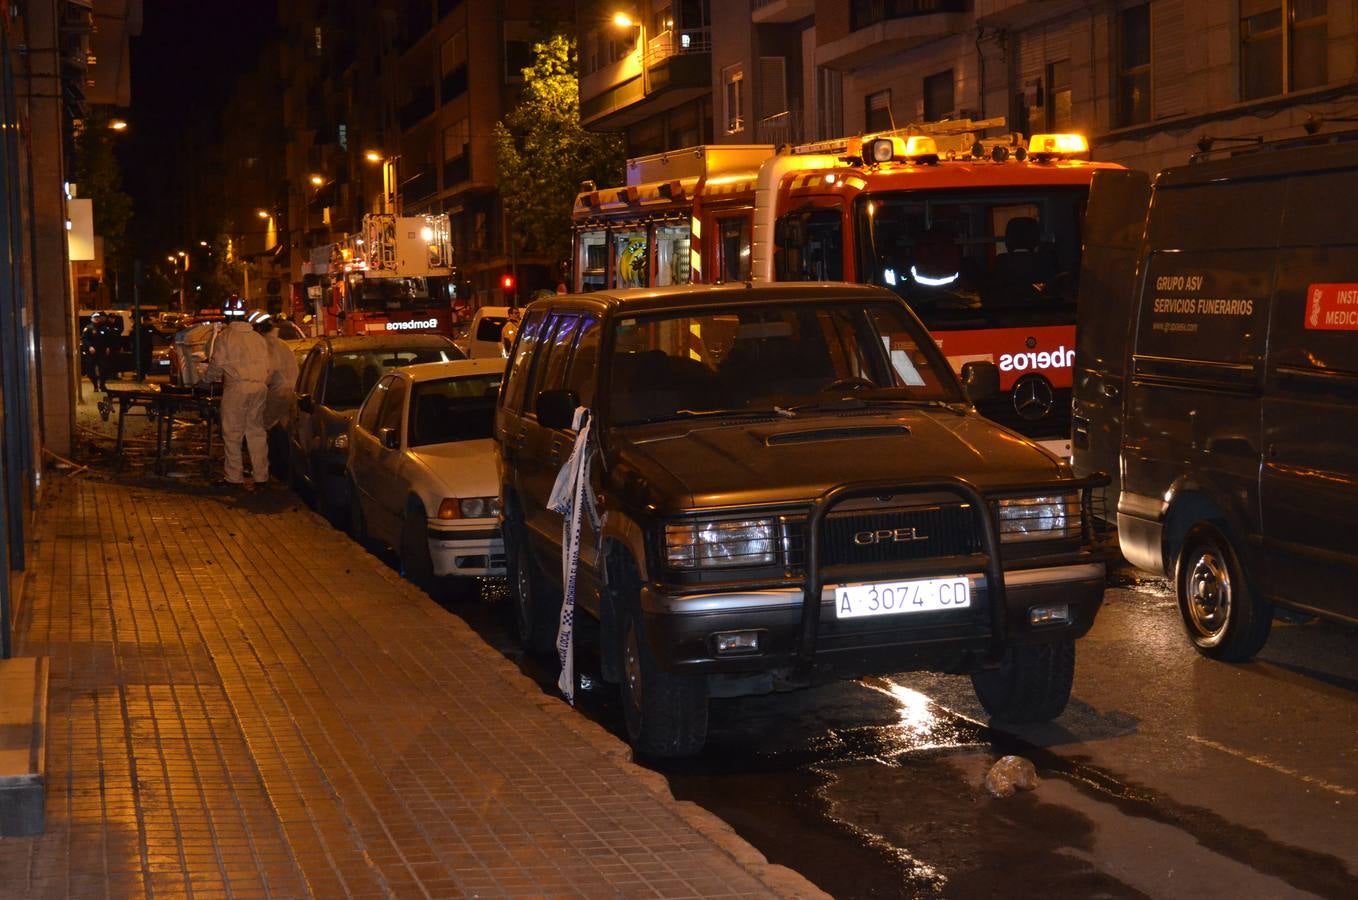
[[665, 519, 778, 569], [437, 496, 501, 519], [997, 495, 1080, 542]]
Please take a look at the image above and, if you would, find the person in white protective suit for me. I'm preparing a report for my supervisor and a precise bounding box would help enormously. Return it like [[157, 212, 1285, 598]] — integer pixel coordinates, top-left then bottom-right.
[[205, 296, 274, 488], [250, 311, 300, 480]]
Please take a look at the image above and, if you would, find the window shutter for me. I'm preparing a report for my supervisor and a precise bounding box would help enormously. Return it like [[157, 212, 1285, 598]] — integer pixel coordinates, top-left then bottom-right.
[[759, 57, 788, 120], [1152, 0, 1186, 118]]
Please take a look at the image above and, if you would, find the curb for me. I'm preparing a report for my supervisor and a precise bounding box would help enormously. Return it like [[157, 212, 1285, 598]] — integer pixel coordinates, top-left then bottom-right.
[[352, 515, 831, 899]]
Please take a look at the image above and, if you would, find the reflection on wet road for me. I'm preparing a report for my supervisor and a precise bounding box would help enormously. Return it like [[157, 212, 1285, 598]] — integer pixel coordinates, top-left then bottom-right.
[[444, 573, 1358, 899]]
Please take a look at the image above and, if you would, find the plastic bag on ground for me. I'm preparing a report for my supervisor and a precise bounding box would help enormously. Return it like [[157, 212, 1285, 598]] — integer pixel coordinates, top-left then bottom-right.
[[984, 754, 1041, 798]]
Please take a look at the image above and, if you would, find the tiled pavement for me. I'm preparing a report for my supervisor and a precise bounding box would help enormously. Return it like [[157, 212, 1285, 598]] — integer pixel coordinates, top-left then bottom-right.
[[0, 474, 822, 898]]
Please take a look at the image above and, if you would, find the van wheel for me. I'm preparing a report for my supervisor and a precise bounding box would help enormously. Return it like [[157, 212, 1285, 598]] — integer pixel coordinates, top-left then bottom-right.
[[971, 640, 1075, 723], [507, 526, 559, 654], [1176, 525, 1271, 661], [400, 504, 436, 591], [616, 564, 708, 757]]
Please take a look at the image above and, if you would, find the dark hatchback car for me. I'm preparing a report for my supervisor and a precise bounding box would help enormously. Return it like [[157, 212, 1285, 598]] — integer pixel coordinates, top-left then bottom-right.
[[496, 283, 1108, 756], [290, 333, 462, 522]]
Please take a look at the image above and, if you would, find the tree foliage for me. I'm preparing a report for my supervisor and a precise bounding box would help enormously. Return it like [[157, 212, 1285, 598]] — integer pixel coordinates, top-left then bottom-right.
[[494, 34, 625, 273], [73, 109, 134, 270]]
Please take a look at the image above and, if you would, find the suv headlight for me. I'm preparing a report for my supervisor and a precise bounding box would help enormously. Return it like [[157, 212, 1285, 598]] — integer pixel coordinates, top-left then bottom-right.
[[665, 519, 777, 569], [997, 495, 1080, 541]]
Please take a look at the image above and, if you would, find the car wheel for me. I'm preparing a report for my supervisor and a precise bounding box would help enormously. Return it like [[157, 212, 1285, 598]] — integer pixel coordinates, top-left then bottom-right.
[[506, 523, 559, 655], [1176, 525, 1271, 661], [618, 599, 708, 757], [400, 505, 436, 591], [971, 640, 1075, 724]]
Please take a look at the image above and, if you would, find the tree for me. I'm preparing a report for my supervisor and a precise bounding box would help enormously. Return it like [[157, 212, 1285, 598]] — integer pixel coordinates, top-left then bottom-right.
[[72, 109, 134, 273], [494, 34, 625, 275]]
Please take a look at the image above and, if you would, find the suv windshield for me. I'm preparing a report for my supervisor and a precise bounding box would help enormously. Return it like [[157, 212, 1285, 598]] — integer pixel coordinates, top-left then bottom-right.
[[325, 347, 459, 409], [408, 374, 502, 446], [608, 300, 960, 424], [855, 187, 1087, 329]]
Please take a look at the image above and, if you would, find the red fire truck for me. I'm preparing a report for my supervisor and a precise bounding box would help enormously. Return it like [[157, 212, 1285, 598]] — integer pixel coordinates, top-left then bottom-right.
[[571, 122, 1124, 453], [310, 213, 461, 338]]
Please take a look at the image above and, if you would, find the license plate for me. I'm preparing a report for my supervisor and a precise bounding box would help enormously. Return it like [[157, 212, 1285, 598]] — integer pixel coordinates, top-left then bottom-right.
[[833, 577, 971, 619]]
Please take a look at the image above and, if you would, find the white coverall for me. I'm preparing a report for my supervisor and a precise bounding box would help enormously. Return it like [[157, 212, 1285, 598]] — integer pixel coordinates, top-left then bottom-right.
[[263, 332, 299, 428], [205, 321, 272, 484]]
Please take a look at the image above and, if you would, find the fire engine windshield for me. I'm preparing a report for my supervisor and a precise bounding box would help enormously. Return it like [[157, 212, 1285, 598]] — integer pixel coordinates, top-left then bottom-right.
[[347, 275, 440, 312], [854, 187, 1087, 329]]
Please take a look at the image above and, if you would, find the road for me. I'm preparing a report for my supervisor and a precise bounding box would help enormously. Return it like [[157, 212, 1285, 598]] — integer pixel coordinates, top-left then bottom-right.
[[449, 569, 1358, 899]]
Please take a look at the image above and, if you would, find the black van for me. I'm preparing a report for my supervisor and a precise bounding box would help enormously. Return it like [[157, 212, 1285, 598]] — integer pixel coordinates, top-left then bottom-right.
[[1073, 138, 1358, 661]]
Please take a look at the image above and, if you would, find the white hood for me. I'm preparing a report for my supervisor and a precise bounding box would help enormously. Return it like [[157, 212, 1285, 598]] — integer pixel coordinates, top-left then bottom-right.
[[408, 438, 500, 498]]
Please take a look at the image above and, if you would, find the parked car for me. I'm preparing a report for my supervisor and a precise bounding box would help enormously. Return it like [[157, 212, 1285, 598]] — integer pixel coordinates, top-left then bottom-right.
[[496, 282, 1108, 756], [346, 358, 507, 594], [290, 334, 463, 523], [1072, 136, 1358, 662], [465, 305, 519, 359]]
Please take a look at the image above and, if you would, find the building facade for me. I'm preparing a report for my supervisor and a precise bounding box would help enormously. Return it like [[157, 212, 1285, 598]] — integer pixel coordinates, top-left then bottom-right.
[[580, 1, 1358, 173], [0, 0, 141, 653]]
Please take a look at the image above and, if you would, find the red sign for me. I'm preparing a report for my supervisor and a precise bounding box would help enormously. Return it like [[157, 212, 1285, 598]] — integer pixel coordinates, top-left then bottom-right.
[[1305, 283, 1358, 331]]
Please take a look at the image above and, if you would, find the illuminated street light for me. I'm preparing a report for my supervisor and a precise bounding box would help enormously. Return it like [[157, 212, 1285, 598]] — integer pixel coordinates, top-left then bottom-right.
[[166, 255, 175, 264], [364, 150, 383, 163], [310, 174, 324, 186], [256, 209, 270, 219], [199, 240, 208, 247], [109, 119, 129, 131], [612, 12, 635, 27]]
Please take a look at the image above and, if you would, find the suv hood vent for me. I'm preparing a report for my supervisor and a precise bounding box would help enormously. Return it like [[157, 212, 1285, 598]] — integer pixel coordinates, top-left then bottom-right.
[[765, 424, 910, 446]]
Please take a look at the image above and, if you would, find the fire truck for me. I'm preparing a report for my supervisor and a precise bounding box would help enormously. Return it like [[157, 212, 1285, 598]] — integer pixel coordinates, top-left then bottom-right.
[[571, 121, 1124, 453], [309, 213, 459, 338]]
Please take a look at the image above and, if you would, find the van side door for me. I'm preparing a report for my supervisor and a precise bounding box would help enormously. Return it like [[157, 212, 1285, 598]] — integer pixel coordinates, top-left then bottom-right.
[[1121, 178, 1277, 574], [497, 309, 548, 525], [1259, 170, 1358, 620], [1072, 168, 1152, 512]]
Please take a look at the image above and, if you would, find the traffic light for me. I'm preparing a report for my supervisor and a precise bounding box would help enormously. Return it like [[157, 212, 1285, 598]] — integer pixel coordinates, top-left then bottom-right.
[[501, 273, 516, 293]]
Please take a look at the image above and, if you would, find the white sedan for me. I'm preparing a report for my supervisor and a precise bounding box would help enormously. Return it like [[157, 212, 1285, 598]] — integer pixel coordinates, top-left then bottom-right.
[[345, 358, 507, 595]]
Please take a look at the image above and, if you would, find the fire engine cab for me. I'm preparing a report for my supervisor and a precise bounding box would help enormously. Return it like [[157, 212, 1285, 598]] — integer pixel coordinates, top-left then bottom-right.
[[309, 213, 459, 338], [571, 120, 1124, 453]]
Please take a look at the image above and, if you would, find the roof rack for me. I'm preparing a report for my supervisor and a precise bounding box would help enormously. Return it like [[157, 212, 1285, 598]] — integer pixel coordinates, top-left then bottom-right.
[[1189, 128, 1358, 164]]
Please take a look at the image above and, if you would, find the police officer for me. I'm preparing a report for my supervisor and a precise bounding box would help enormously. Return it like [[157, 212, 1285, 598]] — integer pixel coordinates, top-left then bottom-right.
[[204, 295, 271, 488], [250, 311, 299, 480], [80, 312, 115, 392]]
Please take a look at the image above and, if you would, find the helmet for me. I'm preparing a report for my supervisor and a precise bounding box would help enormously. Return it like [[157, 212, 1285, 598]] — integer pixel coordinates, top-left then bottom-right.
[[246, 309, 270, 324], [222, 294, 246, 318]]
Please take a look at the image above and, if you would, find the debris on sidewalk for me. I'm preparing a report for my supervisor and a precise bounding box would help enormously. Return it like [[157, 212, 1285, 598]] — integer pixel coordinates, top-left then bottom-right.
[[985, 754, 1041, 798]]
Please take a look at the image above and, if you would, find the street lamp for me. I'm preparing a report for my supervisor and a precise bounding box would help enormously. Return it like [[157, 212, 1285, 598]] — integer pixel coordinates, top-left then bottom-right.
[[109, 118, 129, 132], [364, 151, 402, 214], [256, 208, 270, 219], [309, 173, 325, 186], [612, 10, 647, 96]]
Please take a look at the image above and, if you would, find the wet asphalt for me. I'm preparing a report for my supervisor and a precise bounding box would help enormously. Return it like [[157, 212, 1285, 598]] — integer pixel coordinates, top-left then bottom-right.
[[442, 570, 1358, 899]]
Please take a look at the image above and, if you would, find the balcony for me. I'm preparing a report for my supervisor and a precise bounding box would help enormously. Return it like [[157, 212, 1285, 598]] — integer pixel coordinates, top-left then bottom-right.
[[580, 28, 712, 130], [817, 1, 968, 71], [441, 65, 468, 105], [755, 109, 807, 147], [442, 154, 470, 190], [400, 167, 438, 206], [752, 0, 816, 24]]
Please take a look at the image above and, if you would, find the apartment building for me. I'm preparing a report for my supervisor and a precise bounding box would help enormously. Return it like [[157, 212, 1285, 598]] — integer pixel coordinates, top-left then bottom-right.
[[581, 1, 1358, 174]]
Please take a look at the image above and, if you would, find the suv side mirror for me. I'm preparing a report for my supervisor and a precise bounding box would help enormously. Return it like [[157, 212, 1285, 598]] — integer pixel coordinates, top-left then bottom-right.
[[961, 361, 1000, 403], [297, 393, 314, 413], [536, 388, 580, 430], [378, 426, 399, 450]]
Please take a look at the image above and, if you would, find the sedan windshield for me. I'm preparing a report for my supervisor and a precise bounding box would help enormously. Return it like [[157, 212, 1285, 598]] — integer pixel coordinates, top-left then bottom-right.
[[408, 374, 502, 446], [608, 300, 960, 425], [325, 347, 460, 409]]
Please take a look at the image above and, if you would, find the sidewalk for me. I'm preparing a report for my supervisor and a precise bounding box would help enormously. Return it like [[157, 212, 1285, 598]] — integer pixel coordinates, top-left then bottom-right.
[[0, 472, 822, 898]]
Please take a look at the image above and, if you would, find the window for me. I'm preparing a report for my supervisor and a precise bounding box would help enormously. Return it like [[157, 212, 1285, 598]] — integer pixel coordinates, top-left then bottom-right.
[[441, 31, 468, 100], [923, 70, 954, 121], [653, 224, 691, 286], [1046, 60, 1072, 131], [775, 208, 844, 282], [504, 21, 534, 83], [324, 348, 458, 409], [525, 315, 581, 414], [865, 89, 892, 132], [357, 375, 393, 432], [408, 374, 502, 446], [723, 64, 744, 134], [443, 120, 469, 162], [758, 57, 788, 121], [564, 318, 601, 408], [299, 346, 325, 395], [501, 310, 547, 414], [577, 230, 607, 291], [1242, 0, 1328, 100], [1119, 4, 1151, 126], [818, 68, 843, 140], [718, 217, 751, 283], [376, 376, 409, 441]]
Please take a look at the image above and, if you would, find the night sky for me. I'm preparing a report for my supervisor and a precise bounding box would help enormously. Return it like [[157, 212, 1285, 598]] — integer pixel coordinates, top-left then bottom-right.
[[123, 0, 278, 260]]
